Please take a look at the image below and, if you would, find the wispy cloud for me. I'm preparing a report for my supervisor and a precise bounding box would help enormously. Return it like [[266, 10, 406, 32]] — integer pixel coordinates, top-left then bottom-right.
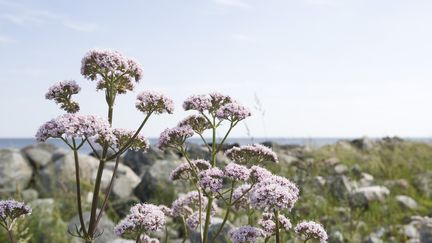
[[0, 0, 100, 32], [213, 0, 250, 8], [0, 35, 16, 44]]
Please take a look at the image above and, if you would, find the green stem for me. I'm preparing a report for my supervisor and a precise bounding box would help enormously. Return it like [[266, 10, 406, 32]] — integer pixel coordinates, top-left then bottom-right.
[[72, 139, 88, 238], [6, 228, 16, 243], [135, 233, 141, 243], [211, 181, 235, 241], [274, 210, 280, 243]]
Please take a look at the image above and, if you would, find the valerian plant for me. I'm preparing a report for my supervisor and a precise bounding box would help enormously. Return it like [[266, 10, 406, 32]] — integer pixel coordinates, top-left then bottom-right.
[[36, 49, 173, 243], [0, 200, 32, 243], [151, 93, 328, 243]]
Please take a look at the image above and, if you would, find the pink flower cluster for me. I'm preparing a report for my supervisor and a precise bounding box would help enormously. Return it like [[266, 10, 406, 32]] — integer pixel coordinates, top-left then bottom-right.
[[140, 235, 160, 243], [169, 159, 211, 181], [171, 191, 208, 218], [225, 144, 279, 164], [249, 165, 273, 182], [229, 226, 264, 243], [45, 80, 81, 113], [183, 94, 212, 112], [178, 114, 212, 134], [136, 91, 174, 114], [216, 102, 251, 122], [294, 221, 328, 243], [186, 211, 206, 229], [35, 114, 112, 143], [198, 168, 224, 193], [250, 175, 299, 211], [114, 203, 166, 238], [0, 200, 32, 221], [232, 184, 252, 210], [112, 128, 149, 151], [158, 125, 194, 149], [224, 162, 250, 181], [258, 213, 292, 237], [81, 49, 143, 94]]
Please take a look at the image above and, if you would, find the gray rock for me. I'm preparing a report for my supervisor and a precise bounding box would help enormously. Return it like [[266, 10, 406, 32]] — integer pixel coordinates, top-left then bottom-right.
[[413, 171, 432, 199], [37, 152, 99, 195], [329, 175, 356, 200], [190, 217, 233, 243], [314, 176, 326, 187], [351, 137, 375, 150], [29, 199, 55, 225], [350, 186, 390, 207], [409, 216, 432, 243], [334, 164, 348, 174], [403, 224, 419, 239], [359, 173, 374, 187], [0, 148, 33, 192], [68, 211, 118, 243], [92, 162, 140, 198], [22, 143, 65, 168], [123, 147, 177, 176], [396, 195, 418, 210], [134, 159, 188, 204], [21, 189, 39, 201], [384, 179, 410, 190], [329, 230, 344, 243]]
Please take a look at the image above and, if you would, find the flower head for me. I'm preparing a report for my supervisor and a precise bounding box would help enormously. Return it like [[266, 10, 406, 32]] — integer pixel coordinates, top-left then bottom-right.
[[232, 184, 252, 210], [229, 226, 264, 243], [35, 114, 112, 143], [186, 211, 206, 229], [81, 49, 143, 94], [169, 159, 211, 181], [209, 92, 233, 112], [45, 80, 81, 113], [178, 115, 211, 134], [216, 102, 251, 122], [249, 165, 272, 183], [294, 221, 328, 243], [224, 163, 250, 181], [198, 168, 224, 193], [136, 91, 174, 114], [250, 175, 299, 211], [112, 128, 149, 151], [183, 95, 212, 112], [171, 191, 208, 218], [0, 200, 32, 222], [225, 144, 278, 164], [158, 125, 194, 150], [140, 235, 160, 243], [258, 213, 292, 237], [114, 203, 166, 238]]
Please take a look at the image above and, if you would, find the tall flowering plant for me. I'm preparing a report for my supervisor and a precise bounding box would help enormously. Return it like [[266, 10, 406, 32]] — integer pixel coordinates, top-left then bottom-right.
[[36, 50, 173, 243], [155, 93, 328, 243]]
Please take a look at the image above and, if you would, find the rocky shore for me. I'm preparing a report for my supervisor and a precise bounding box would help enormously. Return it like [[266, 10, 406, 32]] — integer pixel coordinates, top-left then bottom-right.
[[1, 137, 432, 242]]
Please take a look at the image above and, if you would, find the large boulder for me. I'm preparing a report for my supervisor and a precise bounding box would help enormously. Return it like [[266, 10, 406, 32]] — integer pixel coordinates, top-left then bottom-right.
[[396, 195, 418, 210], [329, 175, 357, 200], [22, 142, 67, 168], [350, 137, 375, 150], [0, 148, 33, 192], [123, 147, 178, 176], [68, 211, 118, 243], [93, 162, 141, 198], [36, 152, 99, 196], [405, 216, 432, 243], [349, 186, 390, 207], [413, 171, 432, 199], [134, 159, 188, 204]]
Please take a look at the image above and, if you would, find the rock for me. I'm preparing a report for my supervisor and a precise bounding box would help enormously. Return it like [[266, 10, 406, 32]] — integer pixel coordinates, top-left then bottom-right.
[[413, 171, 432, 199], [329, 230, 344, 243], [314, 176, 326, 187], [68, 211, 118, 243], [29, 198, 55, 224], [365, 228, 386, 243], [384, 179, 410, 190], [329, 175, 356, 200], [403, 224, 419, 240], [359, 173, 374, 187], [92, 162, 140, 198], [321, 157, 340, 166], [134, 159, 188, 204], [190, 217, 233, 243], [396, 195, 418, 210], [123, 147, 177, 176], [0, 148, 33, 192], [350, 186, 390, 207], [351, 137, 375, 150], [21, 189, 39, 201], [334, 164, 348, 174], [22, 142, 66, 168], [36, 152, 99, 195], [409, 216, 432, 243], [351, 164, 362, 177]]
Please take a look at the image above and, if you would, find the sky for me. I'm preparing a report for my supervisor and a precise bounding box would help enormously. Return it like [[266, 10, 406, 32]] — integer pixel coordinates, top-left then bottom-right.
[[1, 0, 432, 138]]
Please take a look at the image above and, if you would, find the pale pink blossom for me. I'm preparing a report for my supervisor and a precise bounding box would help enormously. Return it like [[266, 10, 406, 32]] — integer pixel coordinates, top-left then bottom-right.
[[158, 125, 194, 150], [198, 168, 224, 193], [224, 162, 250, 181], [294, 221, 328, 243], [229, 226, 264, 243], [225, 144, 278, 164], [136, 91, 174, 114]]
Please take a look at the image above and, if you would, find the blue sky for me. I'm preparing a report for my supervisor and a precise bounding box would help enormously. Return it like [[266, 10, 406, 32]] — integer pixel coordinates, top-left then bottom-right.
[[1, 0, 432, 138]]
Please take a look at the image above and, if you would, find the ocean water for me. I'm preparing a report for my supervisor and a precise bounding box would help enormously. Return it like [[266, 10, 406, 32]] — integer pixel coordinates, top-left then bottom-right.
[[1, 137, 431, 155]]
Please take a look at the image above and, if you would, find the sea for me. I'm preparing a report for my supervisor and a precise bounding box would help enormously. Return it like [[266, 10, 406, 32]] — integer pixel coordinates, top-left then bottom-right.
[[1, 137, 432, 155]]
